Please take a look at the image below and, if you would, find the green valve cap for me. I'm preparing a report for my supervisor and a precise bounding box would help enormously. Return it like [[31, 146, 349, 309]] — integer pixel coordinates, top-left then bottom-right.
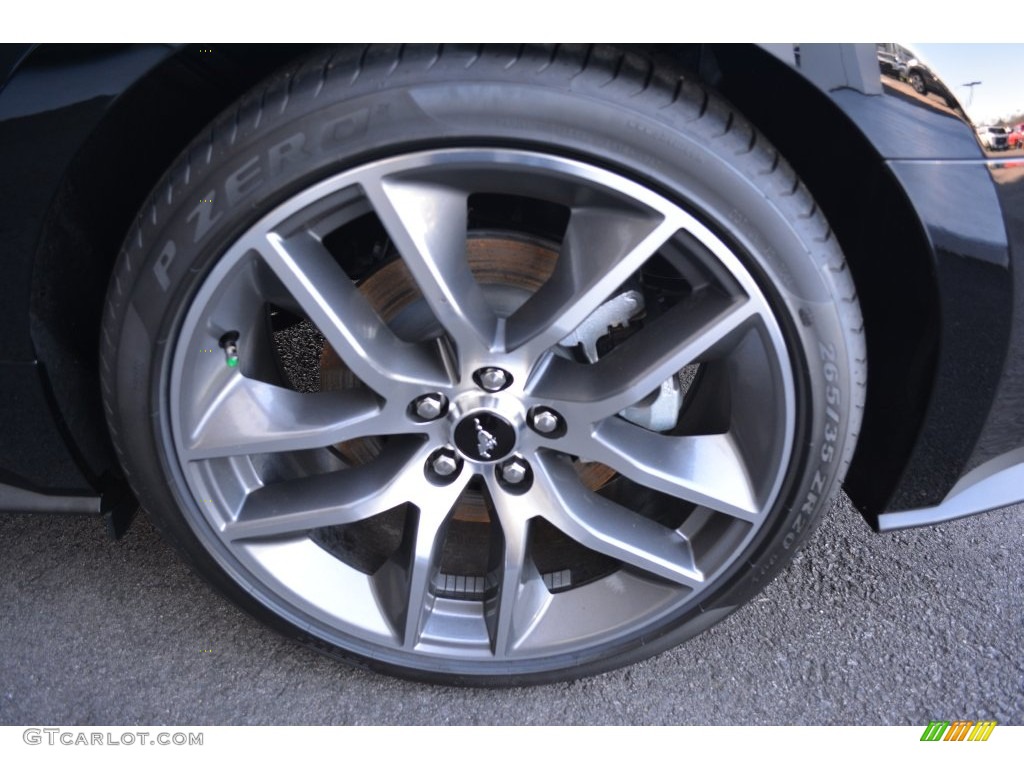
[[219, 331, 240, 368]]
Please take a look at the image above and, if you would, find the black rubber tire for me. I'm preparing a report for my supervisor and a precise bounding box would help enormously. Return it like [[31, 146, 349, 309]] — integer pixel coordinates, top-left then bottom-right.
[[100, 44, 866, 686]]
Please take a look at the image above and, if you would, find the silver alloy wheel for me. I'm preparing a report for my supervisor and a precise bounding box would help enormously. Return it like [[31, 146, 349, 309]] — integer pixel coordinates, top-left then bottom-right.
[[169, 148, 796, 667]]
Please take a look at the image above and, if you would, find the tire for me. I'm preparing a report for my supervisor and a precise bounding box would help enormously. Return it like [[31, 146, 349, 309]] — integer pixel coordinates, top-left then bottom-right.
[[909, 71, 926, 95], [101, 44, 865, 685]]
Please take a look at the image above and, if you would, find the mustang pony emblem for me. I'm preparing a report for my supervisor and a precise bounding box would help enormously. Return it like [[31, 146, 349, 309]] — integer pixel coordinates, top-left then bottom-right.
[[474, 418, 498, 459]]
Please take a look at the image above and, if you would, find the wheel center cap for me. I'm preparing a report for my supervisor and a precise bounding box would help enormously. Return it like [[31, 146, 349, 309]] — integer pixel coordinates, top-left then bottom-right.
[[454, 411, 517, 463]]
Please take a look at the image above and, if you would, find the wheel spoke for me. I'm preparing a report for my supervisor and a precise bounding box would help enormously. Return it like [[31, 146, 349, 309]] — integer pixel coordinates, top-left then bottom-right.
[[527, 453, 704, 588], [530, 291, 758, 421], [580, 418, 761, 521], [256, 229, 449, 394], [486, 491, 552, 657], [182, 372, 389, 460], [362, 175, 499, 359], [506, 207, 677, 363], [372, 479, 471, 649], [223, 439, 450, 540]]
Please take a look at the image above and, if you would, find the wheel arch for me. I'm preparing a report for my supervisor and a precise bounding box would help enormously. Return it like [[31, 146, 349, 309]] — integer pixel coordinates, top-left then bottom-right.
[[640, 43, 943, 519], [28, 43, 317, 485]]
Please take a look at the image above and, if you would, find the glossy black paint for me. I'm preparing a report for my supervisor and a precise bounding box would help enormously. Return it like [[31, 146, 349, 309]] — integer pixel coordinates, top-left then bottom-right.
[[0, 43, 1021, 531], [0, 44, 31, 94], [866, 161, 1012, 512], [0, 361, 94, 492], [967, 161, 1024, 472]]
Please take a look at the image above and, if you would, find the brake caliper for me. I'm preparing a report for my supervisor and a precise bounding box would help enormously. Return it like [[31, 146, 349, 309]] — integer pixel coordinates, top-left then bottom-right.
[[558, 290, 683, 432]]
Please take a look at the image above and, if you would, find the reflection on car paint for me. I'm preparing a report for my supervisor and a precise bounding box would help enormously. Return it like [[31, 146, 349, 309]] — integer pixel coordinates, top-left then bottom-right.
[[876, 43, 1024, 158]]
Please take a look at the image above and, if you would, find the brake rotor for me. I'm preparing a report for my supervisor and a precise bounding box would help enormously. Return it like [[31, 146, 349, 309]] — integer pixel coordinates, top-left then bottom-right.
[[319, 234, 617, 521]]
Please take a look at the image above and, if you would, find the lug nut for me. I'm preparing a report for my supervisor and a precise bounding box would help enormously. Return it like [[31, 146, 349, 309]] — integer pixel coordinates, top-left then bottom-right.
[[531, 409, 560, 435], [413, 393, 446, 420], [430, 449, 459, 478], [501, 458, 529, 485], [477, 367, 510, 392]]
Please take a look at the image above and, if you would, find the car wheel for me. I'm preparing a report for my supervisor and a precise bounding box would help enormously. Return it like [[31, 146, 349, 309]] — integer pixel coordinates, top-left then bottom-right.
[[909, 71, 926, 94], [101, 44, 865, 685]]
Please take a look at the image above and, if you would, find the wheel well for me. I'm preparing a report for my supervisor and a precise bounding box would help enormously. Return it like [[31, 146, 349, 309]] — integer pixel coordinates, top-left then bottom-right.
[[691, 43, 941, 515], [32, 43, 939, 515]]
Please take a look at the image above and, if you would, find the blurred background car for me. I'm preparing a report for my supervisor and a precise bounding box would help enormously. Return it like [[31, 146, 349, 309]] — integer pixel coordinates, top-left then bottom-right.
[[1009, 123, 1024, 149], [978, 124, 1010, 150]]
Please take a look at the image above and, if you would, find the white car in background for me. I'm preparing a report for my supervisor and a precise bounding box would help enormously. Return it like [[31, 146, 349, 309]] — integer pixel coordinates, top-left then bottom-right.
[[978, 125, 1010, 150]]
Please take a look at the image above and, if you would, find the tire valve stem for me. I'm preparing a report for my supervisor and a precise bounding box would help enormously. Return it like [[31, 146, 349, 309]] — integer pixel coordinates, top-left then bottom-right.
[[219, 331, 240, 368]]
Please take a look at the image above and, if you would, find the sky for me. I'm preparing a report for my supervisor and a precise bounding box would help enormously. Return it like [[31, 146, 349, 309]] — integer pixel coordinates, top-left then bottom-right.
[[913, 44, 1024, 125]]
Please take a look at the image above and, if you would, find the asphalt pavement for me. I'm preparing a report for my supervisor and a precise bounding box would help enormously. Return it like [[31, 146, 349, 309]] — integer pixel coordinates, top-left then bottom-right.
[[0, 492, 1020, 725]]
